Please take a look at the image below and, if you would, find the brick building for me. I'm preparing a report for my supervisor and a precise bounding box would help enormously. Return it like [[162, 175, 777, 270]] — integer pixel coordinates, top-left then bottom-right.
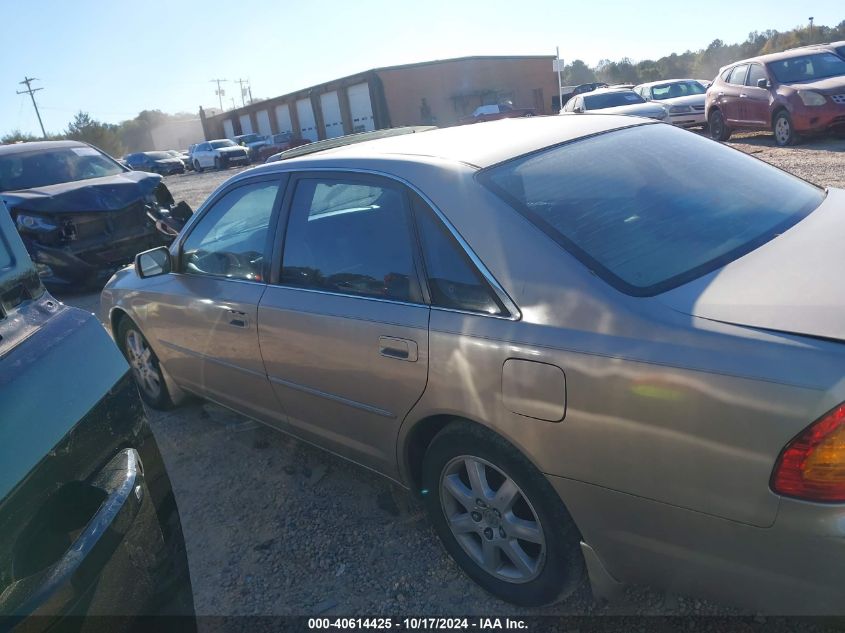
[[200, 55, 558, 141]]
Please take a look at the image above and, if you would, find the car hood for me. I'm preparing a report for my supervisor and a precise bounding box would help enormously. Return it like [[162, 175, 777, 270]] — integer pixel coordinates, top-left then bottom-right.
[[657, 188, 845, 342], [780, 75, 845, 93], [0, 170, 162, 214], [592, 103, 666, 117], [657, 94, 706, 107], [218, 146, 247, 154]]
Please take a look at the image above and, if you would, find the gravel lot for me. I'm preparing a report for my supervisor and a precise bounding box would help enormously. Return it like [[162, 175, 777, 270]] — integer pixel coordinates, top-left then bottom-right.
[[57, 134, 844, 622]]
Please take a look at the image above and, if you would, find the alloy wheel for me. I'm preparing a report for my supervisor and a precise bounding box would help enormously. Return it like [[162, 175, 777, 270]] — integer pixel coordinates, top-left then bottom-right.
[[439, 455, 546, 583], [775, 116, 791, 145], [125, 329, 162, 400]]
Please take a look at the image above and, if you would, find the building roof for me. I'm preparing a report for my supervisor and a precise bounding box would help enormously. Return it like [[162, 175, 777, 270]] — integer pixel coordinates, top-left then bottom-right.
[[0, 140, 86, 154], [259, 114, 651, 170]]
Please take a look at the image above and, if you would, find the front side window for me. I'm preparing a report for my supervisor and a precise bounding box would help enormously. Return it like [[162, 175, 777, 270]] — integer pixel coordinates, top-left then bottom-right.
[[728, 65, 749, 85], [746, 64, 768, 86], [412, 196, 504, 315], [280, 178, 422, 303], [480, 123, 823, 296], [181, 180, 279, 281]]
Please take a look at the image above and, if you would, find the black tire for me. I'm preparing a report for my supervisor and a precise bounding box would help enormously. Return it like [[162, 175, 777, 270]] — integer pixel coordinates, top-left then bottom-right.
[[117, 317, 174, 410], [422, 421, 585, 606], [773, 110, 799, 147], [194, 160, 203, 173], [708, 109, 731, 141], [214, 156, 223, 170]]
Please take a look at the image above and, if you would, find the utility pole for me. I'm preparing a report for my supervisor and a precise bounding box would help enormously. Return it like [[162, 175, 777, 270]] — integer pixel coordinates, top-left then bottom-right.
[[235, 78, 250, 107], [555, 47, 564, 113], [17, 76, 47, 139], [210, 78, 228, 111], [808, 17, 814, 43]]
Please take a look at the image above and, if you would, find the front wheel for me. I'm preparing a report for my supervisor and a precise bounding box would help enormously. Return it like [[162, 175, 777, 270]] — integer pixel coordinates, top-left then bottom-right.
[[214, 156, 223, 170], [118, 318, 174, 410], [422, 422, 584, 606], [708, 109, 731, 141], [773, 110, 799, 146], [194, 159, 203, 173]]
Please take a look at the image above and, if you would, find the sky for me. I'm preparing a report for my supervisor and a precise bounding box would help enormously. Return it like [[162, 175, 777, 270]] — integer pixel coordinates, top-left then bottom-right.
[[2, 0, 842, 135]]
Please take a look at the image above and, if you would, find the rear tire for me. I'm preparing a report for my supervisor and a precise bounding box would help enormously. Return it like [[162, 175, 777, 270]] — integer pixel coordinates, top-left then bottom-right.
[[117, 317, 174, 410], [422, 421, 585, 606], [708, 109, 731, 141], [773, 110, 799, 146]]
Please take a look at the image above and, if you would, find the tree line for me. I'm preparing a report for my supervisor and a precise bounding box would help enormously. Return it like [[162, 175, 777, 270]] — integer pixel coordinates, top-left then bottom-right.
[[564, 20, 845, 86], [2, 109, 197, 158]]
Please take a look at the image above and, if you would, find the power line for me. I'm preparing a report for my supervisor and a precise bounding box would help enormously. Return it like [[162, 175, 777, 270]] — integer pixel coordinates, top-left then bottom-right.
[[16, 76, 47, 139], [210, 78, 228, 111]]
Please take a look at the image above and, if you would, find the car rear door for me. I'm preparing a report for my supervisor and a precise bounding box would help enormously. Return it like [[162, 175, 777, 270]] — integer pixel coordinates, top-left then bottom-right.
[[135, 175, 287, 425], [719, 65, 748, 125], [256, 172, 429, 476]]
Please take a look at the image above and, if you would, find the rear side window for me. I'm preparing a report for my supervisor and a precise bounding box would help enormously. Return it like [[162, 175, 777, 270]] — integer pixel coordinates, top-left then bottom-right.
[[480, 123, 823, 296], [412, 196, 504, 315], [728, 65, 749, 85], [280, 178, 423, 303]]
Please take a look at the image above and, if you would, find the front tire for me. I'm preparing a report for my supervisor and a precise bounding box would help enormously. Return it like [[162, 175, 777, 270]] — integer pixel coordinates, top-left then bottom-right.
[[773, 110, 799, 146], [194, 160, 203, 173], [708, 109, 731, 141], [422, 422, 584, 606], [117, 317, 174, 410]]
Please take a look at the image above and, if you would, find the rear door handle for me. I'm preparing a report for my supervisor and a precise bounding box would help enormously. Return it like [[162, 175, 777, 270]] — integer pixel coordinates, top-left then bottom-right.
[[379, 336, 418, 362]]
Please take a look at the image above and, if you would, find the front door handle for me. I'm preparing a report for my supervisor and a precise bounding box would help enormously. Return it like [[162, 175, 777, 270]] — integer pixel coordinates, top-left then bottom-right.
[[379, 336, 418, 362], [227, 309, 249, 328]]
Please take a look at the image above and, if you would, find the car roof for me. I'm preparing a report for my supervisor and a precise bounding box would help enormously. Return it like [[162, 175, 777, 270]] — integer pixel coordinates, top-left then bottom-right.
[[635, 78, 699, 88], [0, 140, 88, 155], [724, 46, 843, 69], [248, 115, 650, 170]]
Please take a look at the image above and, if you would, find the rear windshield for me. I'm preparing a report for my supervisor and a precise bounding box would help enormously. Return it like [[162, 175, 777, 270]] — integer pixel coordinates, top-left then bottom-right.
[[584, 91, 644, 109], [0, 146, 123, 192], [768, 53, 845, 83], [480, 123, 824, 296]]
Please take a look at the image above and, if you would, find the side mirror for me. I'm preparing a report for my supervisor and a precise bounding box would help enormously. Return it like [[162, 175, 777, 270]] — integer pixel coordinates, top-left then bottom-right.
[[756, 78, 770, 89], [135, 246, 171, 278]]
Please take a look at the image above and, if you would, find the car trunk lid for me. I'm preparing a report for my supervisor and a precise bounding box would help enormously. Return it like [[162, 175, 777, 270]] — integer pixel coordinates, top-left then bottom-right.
[[657, 188, 845, 342]]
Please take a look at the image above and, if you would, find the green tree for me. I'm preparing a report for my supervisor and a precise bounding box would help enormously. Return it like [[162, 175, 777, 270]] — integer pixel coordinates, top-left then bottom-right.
[[65, 111, 125, 157], [1, 130, 42, 144], [564, 59, 596, 84]]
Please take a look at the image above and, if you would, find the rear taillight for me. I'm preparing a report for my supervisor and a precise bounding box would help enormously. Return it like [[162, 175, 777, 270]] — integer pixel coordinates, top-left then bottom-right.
[[771, 403, 845, 502]]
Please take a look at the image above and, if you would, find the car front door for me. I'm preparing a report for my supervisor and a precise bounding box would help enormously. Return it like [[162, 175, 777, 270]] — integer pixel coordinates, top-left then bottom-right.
[[257, 173, 429, 476], [743, 63, 772, 127], [137, 175, 286, 424], [197, 143, 212, 168]]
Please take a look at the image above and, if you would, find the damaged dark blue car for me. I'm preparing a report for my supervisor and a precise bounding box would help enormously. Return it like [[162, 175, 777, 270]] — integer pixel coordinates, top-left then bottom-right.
[[0, 140, 191, 287]]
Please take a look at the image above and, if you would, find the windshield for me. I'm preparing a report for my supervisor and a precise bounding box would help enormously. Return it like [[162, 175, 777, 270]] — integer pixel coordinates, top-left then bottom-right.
[[650, 81, 705, 99], [146, 151, 172, 160], [480, 123, 823, 296], [768, 53, 845, 83], [237, 135, 260, 143], [0, 146, 124, 192], [211, 140, 236, 148], [583, 91, 645, 109]]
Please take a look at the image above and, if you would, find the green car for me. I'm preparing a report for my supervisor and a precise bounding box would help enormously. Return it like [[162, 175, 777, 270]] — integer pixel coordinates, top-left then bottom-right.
[[0, 203, 194, 627]]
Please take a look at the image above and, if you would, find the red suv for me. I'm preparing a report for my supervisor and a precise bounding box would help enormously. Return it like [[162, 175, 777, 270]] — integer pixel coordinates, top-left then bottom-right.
[[705, 48, 845, 146]]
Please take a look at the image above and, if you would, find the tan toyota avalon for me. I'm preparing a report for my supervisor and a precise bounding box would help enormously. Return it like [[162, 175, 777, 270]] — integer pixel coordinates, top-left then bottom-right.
[[101, 115, 845, 613]]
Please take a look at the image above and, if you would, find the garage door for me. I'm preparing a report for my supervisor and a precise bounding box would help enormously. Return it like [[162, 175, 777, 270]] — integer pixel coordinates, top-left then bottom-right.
[[239, 113, 253, 135], [275, 104, 292, 134], [223, 119, 235, 139], [347, 83, 374, 132], [320, 91, 344, 139], [256, 110, 272, 136], [297, 98, 318, 141]]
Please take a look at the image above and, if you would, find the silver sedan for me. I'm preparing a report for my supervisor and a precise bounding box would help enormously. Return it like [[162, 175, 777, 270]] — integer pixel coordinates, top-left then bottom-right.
[[102, 116, 845, 613]]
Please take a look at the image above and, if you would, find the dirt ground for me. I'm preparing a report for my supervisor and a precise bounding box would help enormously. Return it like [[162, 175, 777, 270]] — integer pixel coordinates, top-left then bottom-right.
[[56, 133, 843, 620]]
